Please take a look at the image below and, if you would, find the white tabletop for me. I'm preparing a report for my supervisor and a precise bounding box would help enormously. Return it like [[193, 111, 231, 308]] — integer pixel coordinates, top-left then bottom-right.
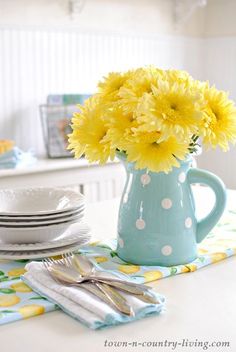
[[1, 189, 236, 352]]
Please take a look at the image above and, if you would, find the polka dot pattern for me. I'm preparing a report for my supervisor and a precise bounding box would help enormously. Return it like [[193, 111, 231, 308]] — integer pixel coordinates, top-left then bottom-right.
[[185, 217, 192, 228], [122, 166, 196, 262], [136, 219, 146, 230], [140, 174, 151, 186], [178, 172, 186, 183], [161, 245, 173, 256], [161, 198, 172, 209]]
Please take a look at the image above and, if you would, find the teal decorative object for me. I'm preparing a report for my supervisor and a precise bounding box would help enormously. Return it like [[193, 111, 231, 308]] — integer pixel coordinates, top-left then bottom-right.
[[117, 154, 227, 266]]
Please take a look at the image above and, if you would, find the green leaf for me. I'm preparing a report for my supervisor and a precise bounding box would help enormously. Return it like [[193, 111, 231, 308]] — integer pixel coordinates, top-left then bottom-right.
[[110, 251, 118, 258], [0, 310, 15, 314], [170, 267, 178, 275], [120, 262, 133, 266], [30, 296, 48, 301], [0, 275, 21, 282], [0, 288, 16, 294], [14, 259, 29, 263], [0, 276, 9, 282], [0, 271, 4, 277], [199, 257, 205, 263], [95, 244, 112, 250]]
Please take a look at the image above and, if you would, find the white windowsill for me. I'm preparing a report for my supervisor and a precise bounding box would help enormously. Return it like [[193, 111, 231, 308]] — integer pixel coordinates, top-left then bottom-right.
[[0, 157, 119, 178]]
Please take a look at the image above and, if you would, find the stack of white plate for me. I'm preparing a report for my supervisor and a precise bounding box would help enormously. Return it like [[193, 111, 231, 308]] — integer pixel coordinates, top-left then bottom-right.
[[0, 188, 91, 259]]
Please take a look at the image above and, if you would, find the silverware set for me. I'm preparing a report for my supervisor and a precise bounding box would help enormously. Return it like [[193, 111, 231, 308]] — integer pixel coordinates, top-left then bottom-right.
[[43, 253, 159, 316]]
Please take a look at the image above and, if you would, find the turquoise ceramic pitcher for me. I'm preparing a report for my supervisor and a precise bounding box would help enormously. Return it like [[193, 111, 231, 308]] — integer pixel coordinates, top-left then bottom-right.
[[117, 155, 227, 266]]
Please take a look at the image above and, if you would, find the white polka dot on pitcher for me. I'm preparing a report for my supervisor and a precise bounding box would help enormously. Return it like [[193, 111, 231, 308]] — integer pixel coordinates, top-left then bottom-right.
[[161, 245, 173, 256], [140, 174, 151, 186], [178, 172, 186, 183], [185, 217, 192, 228], [136, 219, 146, 230], [118, 238, 124, 248], [161, 198, 172, 209]]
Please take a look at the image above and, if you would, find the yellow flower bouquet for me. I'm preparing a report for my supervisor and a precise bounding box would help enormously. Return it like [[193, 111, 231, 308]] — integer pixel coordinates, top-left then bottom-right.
[[68, 67, 236, 173], [68, 67, 234, 266]]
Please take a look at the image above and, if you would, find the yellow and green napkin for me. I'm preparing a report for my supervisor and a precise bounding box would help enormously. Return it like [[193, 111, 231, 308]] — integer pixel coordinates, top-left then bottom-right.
[[1, 201, 236, 325]]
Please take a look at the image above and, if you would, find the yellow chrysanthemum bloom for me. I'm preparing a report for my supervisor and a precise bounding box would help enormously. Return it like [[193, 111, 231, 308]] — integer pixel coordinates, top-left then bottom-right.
[[103, 105, 138, 150], [200, 84, 236, 151], [98, 71, 132, 101], [119, 67, 164, 113], [125, 132, 189, 173], [163, 69, 193, 87], [68, 96, 115, 163], [68, 67, 236, 173], [137, 79, 203, 140]]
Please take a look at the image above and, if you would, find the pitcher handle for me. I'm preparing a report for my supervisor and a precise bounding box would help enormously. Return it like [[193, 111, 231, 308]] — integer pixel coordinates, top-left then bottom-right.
[[187, 168, 227, 243]]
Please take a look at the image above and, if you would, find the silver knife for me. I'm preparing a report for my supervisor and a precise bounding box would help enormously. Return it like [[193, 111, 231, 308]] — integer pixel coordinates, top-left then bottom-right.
[[69, 254, 134, 316], [80, 282, 133, 315]]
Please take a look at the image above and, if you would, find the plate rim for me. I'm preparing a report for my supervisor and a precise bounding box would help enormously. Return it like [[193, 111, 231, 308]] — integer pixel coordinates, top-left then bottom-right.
[[0, 224, 91, 251], [0, 187, 85, 216], [0, 238, 90, 259], [0, 204, 85, 219], [0, 210, 84, 226], [0, 214, 84, 229]]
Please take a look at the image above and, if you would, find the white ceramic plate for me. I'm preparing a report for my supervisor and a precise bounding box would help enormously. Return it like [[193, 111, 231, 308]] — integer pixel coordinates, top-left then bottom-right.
[[0, 204, 85, 220], [0, 218, 83, 244], [0, 210, 84, 227], [0, 223, 91, 251], [0, 239, 90, 260], [0, 187, 84, 216]]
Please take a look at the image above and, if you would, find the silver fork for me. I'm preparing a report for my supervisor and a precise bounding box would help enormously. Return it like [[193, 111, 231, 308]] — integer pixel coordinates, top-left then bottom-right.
[[61, 254, 137, 314], [60, 254, 134, 316], [43, 257, 134, 316], [43, 259, 130, 312], [63, 252, 151, 290], [63, 252, 160, 304]]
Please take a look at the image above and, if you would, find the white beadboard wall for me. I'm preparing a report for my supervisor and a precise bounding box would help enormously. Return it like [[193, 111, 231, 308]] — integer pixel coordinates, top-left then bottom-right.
[[0, 26, 203, 155], [1, 26, 235, 187]]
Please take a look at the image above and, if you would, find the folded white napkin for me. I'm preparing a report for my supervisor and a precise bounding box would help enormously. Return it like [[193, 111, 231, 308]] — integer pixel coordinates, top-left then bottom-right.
[[0, 147, 36, 169], [23, 262, 165, 329]]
